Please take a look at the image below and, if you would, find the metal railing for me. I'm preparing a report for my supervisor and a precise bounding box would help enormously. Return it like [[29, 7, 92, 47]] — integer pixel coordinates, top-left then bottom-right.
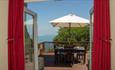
[[38, 41, 89, 53]]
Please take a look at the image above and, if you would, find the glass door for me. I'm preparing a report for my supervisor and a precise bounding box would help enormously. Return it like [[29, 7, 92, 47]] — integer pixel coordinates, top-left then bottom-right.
[[24, 7, 38, 70], [24, 13, 34, 70]]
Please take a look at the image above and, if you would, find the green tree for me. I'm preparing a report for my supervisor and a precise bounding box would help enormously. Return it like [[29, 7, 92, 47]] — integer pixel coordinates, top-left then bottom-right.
[[53, 27, 89, 43]]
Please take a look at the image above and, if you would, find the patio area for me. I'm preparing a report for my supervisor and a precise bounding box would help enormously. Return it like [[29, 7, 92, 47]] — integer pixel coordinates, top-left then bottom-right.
[[45, 64, 87, 70], [42, 53, 88, 70]]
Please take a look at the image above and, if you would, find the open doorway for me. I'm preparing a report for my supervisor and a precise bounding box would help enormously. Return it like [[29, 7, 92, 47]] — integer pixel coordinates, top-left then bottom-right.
[[24, 0, 93, 70]]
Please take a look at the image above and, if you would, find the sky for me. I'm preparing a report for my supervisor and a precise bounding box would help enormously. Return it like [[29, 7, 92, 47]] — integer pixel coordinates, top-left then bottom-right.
[[27, 0, 93, 36]]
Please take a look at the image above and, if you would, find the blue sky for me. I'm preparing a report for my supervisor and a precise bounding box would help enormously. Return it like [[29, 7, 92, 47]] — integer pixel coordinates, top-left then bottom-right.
[[28, 0, 93, 36]]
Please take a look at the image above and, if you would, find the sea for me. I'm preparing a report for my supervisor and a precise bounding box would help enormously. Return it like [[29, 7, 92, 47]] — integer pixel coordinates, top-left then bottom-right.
[[38, 35, 55, 43], [38, 35, 56, 52]]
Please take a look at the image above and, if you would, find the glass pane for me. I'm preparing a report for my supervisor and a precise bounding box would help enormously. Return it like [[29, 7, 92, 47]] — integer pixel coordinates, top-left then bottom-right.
[[24, 13, 34, 70]]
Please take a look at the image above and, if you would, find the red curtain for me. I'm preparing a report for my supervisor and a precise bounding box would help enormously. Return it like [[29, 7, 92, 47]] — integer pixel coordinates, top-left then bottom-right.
[[8, 0, 25, 70], [92, 0, 111, 70]]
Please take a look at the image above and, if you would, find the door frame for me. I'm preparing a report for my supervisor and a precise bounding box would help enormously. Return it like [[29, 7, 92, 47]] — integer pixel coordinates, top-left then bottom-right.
[[24, 7, 39, 70], [89, 7, 94, 70]]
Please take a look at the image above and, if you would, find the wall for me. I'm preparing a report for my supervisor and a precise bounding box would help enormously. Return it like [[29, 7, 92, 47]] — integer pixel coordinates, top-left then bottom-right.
[[110, 0, 115, 70], [0, 0, 8, 70]]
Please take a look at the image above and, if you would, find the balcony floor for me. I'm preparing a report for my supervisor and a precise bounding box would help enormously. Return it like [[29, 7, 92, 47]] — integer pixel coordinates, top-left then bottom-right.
[[43, 53, 88, 70]]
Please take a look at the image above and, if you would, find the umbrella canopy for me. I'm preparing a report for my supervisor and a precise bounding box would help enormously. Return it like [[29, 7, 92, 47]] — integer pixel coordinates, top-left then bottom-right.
[[50, 14, 90, 27], [24, 0, 47, 3]]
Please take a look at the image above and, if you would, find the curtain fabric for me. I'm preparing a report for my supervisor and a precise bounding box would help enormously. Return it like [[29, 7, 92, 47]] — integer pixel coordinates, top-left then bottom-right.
[[8, 0, 25, 70], [92, 0, 111, 70]]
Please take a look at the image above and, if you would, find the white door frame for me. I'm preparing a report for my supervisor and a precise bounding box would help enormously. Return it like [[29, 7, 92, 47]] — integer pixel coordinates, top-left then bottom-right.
[[24, 7, 39, 70], [89, 7, 94, 70]]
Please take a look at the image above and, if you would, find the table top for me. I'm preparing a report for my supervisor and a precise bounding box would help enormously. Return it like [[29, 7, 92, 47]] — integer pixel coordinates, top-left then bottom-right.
[[55, 47, 85, 53]]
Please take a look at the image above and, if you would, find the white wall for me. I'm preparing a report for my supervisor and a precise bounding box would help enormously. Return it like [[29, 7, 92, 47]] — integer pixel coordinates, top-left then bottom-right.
[[0, 0, 8, 70], [110, 0, 115, 70]]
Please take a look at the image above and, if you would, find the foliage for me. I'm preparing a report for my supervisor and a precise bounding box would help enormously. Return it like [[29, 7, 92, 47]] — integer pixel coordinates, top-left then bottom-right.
[[25, 26, 34, 62], [53, 27, 89, 43]]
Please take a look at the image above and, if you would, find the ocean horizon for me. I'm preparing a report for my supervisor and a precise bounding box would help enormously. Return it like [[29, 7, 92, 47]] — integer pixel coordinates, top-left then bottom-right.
[[38, 35, 56, 43]]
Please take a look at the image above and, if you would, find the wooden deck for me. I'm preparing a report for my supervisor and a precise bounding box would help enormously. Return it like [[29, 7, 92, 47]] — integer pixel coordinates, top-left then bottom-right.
[[43, 53, 88, 70]]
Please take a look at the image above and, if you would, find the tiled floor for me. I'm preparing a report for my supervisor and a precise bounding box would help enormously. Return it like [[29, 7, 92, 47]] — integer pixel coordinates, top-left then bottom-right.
[[25, 52, 88, 70], [45, 63, 87, 70]]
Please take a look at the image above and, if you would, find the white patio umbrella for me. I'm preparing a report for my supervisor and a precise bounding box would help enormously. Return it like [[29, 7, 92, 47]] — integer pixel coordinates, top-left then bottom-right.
[[50, 14, 89, 27], [50, 14, 90, 43]]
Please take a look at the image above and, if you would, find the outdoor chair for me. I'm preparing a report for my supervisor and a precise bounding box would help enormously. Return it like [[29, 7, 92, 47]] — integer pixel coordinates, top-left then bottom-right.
[[74, 47, 86, 64], [64, 46, 75, 65], [65, 52, 74, 65], [54, 46, 66, 64], [77, 52, 85, 62], [56, 51, 66, 64]]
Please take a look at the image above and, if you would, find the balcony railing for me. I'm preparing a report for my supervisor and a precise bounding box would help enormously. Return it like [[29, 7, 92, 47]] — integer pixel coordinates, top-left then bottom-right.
[[38, 41, 89, 54]]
